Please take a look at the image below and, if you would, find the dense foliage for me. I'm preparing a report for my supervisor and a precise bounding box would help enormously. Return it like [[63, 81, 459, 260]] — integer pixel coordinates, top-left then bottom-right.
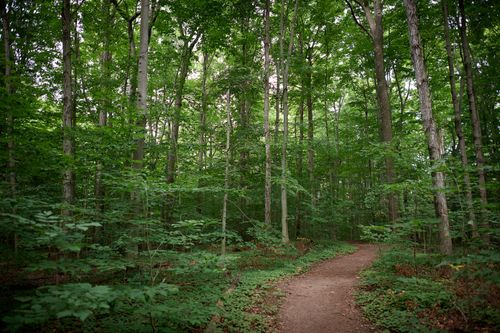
[[357, 245, 500, 332], [0, 0, 498, 331]]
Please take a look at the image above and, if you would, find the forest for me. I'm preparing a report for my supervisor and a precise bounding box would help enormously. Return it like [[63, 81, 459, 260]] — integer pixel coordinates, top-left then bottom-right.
[[0, 0, 498, 332]]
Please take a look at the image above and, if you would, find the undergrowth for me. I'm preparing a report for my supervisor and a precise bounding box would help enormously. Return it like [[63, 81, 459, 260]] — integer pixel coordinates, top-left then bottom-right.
[[2, 240, 354, 332], [356, 246, 500, 333]]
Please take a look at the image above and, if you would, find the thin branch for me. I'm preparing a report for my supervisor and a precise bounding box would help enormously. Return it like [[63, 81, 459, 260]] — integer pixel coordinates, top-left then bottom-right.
[[189, 32, 201, 51], [111, 0, 140, 22], [345, 0, 371, 38]]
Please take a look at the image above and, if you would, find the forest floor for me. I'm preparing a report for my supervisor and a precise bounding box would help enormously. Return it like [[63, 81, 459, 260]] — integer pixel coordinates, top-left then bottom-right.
[[275, 243, 378, 333]]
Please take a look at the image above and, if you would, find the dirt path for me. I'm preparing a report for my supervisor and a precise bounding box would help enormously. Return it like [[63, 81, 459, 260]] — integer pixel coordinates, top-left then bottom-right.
[[277, 244, 378, 333]]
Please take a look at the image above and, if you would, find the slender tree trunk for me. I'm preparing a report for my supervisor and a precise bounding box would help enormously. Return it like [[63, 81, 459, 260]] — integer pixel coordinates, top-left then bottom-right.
[[110, 0, 140, 120], [221, 91, 232, 256], [295, 97, 304, 238], [347, 0, 398, 221], [2, 0, 14, 196], [126, 16, 139, 106], [167, 44, 189, 184], [281, 0, 299, 244], [167, 34, 199, 185], [442, 0, 477, 237], [404, 0, 452, 255], [295, 32, 305, 238], [62, 0, 75, 215], [2, 0, 18, 251], [458, 0, 489, 242], [238, 20, 250, 223], [197, 50, 210, 214], [95, 0, 112, 213], [274, 0, 287, 145], [306, 49, 315, 212], [371, 1, 398, 222], [263, 0, 272, 225], [132, 0, 149, 171], [164, 32, 199, 222]]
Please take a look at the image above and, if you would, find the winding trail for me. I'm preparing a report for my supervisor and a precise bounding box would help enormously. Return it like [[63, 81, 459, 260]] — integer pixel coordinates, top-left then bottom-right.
[[277, 244, 378, 333]]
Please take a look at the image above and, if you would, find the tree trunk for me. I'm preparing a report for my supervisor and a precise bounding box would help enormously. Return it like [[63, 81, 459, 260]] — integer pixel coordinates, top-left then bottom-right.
[[274, 0, 287, 146], [167, 33, 199, 185], [404, 0, 452, 255], [442, 0, 477, 237], [347, 0, 398, 222], [370, 1, 398, 222], [238, 20, 250, 223], [281, 0, 299, 244], [132, 0, 149, 171], [197, 50, 210, 214], [95, 0, 112, 213], [62, 0, 75, 215], [295, 97, 304, 238], [2, 0, 14, 197], [263, 0, 272, 226], [295, 32, 305, 238], [458, 0, 489, 242], [164, 32, 199, 222], [221, 91, 232, 256], [306, 49, 315, 213]]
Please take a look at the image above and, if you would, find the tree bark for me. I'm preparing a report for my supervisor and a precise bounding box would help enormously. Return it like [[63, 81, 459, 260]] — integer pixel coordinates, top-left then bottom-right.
[[295, 32, 305, 238], [346, 0, 398, 222], [111, 0, 140, 106], [95, 0, 112, 213], [164, 30, 199, 223], [221, 91, 232, 256], [442, 0, 477, 237], [274, 0, 287, 146], [404, 0, 452, 255], [263, 0, 272, 226], [295, 96, 304, 238], [62, 0, 75, 215], [197, 50, 210, 214], [281, 0, 299, 244], [306, 47, 315, 212], [458, 0, 489, 242], [132, 0, 149, 171], [166, 33, 199, 184], [2, 0, 15, 197]]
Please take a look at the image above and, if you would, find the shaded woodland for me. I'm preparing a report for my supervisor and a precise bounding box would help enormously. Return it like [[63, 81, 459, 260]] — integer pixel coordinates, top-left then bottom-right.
[[0, 0, 498, 331]]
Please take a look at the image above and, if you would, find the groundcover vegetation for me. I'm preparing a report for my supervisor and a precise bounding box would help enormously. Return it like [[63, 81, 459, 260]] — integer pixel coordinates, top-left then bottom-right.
[[1, 220, 354, 333], [356, 225, 500, 333]]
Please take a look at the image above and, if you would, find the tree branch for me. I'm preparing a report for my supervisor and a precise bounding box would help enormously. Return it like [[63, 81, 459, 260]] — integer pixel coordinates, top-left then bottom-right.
[[111, 0, 140, 22], [345, 0, 371, 38]]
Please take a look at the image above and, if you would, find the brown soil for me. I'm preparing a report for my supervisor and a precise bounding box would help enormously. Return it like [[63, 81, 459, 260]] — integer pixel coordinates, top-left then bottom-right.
[[276, 244, 379, 333]]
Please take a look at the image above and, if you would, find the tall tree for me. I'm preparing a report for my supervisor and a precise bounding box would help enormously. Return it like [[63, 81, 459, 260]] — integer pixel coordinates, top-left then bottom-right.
[[132, 0, 149, 171], [457, 0, 489, 241], [164, 24, 200, 223], [305, 38, 315, 214], [281, 0, 299, 244], [263, 0, 272, 225], [62, 0, 75, 214], [441, 0, 477, 237], [166, 27, 200, 185], [95, 0, 113, 213], [1, 0, 14, 197], [221, 90, 232, 256], [197, 49, 211, 214], [404, 0, 452, 255], [111, 0, 140, 105], [345, 0, 398, 222], [274, 0, 286, 145]]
